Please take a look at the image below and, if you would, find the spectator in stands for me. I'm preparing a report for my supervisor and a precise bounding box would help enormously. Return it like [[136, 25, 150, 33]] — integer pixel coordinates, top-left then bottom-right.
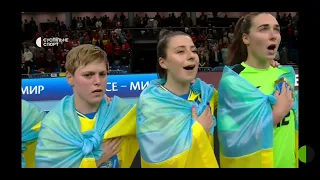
[[55, 45, 63, 67], [143, 14, 149, 26], [54, 17, 60, 29], [44, 48, 57, 72], [21, 55, 31, 75], [60, 21, 67, 32], [222, 32, 229, 44], [24, 46, 33, 62], [210, 43, 222, 67], [134, 14, 141, 27], [221, 43, 229, 64], [77, 18, 83, 30], [121, 39, 131, 65], [98, 27, 105, 40], [126, 30, 133, 46], [280, 46, 288, 65], [120, 13, 126, 22], [114, 42, 122, 64], [96, 19, 102, 29], [199, 12, 207, 26], [105, 41, 114, 65], [227, 28, 234, 42]]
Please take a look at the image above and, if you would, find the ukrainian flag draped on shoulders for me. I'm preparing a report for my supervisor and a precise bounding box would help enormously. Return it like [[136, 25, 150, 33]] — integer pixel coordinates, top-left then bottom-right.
[[22, 100, 46, 168], [137, 78, 219, 168], [35, 95, 138, 168], [217, 65, 298, 168]]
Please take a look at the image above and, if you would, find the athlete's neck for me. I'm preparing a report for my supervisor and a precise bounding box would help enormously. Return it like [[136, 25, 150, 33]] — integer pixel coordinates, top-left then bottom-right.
[[245, 53, 270, 69], [164, 76, 190, 96], [73, 93, 100, 114]]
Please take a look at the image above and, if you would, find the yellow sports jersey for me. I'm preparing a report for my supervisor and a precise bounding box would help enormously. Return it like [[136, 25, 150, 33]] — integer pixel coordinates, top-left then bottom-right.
[[77, 110, 138, 168], [23, 122, 41, 168]]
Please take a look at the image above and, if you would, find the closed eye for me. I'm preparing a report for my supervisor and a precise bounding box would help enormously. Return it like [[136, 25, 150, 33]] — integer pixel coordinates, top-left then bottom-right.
[[260, 27, 268, 31], [274, 28, 280, 32], [100, 72, 107, 76]]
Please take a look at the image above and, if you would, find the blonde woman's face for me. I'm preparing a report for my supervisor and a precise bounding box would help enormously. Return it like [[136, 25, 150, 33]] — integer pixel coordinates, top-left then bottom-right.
[[67, 60, 107, 105]]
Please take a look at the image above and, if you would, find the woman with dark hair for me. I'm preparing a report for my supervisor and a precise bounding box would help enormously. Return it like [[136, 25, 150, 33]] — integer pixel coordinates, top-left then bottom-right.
[[218, 12, 298, 168], [136, 29, 219, 168]]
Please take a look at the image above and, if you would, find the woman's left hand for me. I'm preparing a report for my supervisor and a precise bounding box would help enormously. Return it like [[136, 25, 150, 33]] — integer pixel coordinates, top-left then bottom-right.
[[270, 60, 280, 67]]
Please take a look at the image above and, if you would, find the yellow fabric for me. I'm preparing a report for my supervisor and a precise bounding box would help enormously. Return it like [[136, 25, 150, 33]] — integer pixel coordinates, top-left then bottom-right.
[[92, 38, 97, 45], [23, 141, 38, 168], [141, 122, 218, 168], [79, 158, 97, 168], [142, 86, 219, 168], [23, 122, 41, 168], [220, 148, 274, 168], [102, 40, 109, 45], [79, 105, 138, 168], [31, 122, 41, 131]]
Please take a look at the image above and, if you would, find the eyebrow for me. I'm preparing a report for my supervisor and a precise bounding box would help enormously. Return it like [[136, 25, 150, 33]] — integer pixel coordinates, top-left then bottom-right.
[[175, 45, 196, 49], [82, 70, 106, 74], [258, 24, 280, 28]]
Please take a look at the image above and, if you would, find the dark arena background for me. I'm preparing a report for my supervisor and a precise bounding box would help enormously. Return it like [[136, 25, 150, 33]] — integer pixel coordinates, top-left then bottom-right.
[[21, 12, 299, 168]]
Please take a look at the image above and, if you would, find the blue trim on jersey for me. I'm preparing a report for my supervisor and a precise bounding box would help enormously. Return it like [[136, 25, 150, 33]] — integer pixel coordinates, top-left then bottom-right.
[[179, 93, 190, 100], [76, 111, 96, 120]]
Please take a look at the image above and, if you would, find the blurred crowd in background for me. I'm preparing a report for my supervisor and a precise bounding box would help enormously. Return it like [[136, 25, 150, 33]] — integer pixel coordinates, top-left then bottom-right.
[[21, 12, 299, 78]]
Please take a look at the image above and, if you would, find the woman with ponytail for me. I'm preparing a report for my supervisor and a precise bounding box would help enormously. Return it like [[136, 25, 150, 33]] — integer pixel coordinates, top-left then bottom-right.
[[217, 12, 298, 168], [136, 29, 219, 168]]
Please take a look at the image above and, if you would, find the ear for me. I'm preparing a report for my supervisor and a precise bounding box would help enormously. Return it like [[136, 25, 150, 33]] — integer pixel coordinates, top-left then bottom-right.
[[159, 57, 168, 70], [66, 71, 74, 87], [242, 33, 250, 45]]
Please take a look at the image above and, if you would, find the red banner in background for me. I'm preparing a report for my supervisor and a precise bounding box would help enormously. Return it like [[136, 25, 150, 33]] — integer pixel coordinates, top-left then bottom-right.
[[196, 70, 299, 90]]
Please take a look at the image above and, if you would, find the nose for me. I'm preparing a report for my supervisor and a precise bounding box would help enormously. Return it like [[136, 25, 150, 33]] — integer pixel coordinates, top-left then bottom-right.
[[187, 49, 196, 61], [93, 75, 101, 86], [269, 30, 278, 41]]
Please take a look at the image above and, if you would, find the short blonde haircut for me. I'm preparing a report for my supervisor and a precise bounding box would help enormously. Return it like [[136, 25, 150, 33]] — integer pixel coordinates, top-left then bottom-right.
[[65, 44, 107, 75]]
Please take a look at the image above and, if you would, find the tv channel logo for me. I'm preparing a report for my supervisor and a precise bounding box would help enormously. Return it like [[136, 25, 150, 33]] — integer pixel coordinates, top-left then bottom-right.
[[36, 37, 69, 48]]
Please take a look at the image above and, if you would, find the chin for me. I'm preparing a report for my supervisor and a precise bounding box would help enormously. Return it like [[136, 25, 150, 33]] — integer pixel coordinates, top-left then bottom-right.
[[184, 75, 197, 83], [263, 54, 275, 61], [89, 96, 104, 105]]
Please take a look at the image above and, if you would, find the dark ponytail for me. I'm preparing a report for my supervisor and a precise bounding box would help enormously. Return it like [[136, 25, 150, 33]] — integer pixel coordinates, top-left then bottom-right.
[[227, 12, 266, 66], [156, 29, 171, 79]]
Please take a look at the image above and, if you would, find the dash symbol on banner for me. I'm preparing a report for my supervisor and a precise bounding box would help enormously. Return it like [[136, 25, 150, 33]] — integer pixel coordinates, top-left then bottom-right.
[[120, 85, 127, 88]]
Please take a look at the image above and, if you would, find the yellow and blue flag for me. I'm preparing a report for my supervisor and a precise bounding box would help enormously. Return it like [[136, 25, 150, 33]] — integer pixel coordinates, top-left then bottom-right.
[[217, 66, 298, 168], [35, 95, 138, 168], [137, 78, 219, 168], [22, 100, 46, 168]]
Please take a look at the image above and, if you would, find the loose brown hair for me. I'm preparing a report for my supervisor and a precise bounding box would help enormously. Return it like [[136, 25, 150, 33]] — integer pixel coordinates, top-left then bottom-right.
[[65, 44, 107, 75], [227, 12, 269, 66]]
